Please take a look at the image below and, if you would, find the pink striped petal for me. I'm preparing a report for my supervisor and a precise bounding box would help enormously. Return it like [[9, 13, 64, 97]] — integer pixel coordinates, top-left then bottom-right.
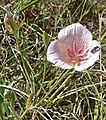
[[47, 40, 73, 69], [58, 23, 92, 49], [74, 40, 100, 71], [74, 51, 99, 71]]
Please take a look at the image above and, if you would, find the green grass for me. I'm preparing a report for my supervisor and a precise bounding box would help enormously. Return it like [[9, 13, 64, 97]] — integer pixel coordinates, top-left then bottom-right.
[[0, 0, 106, 119]]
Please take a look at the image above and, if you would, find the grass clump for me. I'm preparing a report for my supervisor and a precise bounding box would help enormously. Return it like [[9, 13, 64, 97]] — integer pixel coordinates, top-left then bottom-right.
[[0, 0, 106, 119]]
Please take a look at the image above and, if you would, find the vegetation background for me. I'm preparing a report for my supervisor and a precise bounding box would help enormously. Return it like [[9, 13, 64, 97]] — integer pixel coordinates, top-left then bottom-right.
[[0, 0, 106, 119]]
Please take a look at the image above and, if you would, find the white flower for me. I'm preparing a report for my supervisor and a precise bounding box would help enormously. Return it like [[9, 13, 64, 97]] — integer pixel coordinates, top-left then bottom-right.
[[47, 23, 100, 71]]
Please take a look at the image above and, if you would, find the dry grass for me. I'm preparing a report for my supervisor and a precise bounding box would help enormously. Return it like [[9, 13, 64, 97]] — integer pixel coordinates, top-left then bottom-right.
[[0, 0, 106, 120]]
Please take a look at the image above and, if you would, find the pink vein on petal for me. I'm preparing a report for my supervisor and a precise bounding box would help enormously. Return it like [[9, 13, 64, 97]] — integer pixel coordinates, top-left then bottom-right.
[[78, 45, 85, 54], [67, 48, 73, 58], [73, 42, 77, 54]]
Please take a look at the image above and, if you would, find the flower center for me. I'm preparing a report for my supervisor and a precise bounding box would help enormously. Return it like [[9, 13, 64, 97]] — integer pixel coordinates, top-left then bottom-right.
[[67, 43, 88, 66]]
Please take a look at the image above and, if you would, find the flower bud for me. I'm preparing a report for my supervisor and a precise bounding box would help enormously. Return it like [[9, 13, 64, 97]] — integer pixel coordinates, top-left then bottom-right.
[[5, 3, 11, 14], [13, 10, 19, 21]]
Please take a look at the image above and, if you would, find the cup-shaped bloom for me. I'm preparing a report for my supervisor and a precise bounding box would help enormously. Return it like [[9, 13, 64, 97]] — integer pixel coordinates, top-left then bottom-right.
[[47, 23, 100, 71]]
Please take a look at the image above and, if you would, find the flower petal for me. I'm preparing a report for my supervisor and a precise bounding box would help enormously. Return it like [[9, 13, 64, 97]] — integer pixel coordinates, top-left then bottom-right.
[[5, 3, 11, 14], [58, 23, 92, 49], [74, 53, 99, 71], [47, 40, 73, 69], [74, 43, 100, 71], [89, 40, 100, 51]]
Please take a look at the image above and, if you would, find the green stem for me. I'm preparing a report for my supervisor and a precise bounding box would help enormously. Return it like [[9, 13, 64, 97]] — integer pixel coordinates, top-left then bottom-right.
[[99, 13, 103, 120], [14, 30, 33, 93], [19, 0, 41, 13], [47, 70, 75, 107], [43, 46, 48, 82], [0, 84, 28, 97], [43, 56, 46, 82], [34, 69, 70, 107]]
